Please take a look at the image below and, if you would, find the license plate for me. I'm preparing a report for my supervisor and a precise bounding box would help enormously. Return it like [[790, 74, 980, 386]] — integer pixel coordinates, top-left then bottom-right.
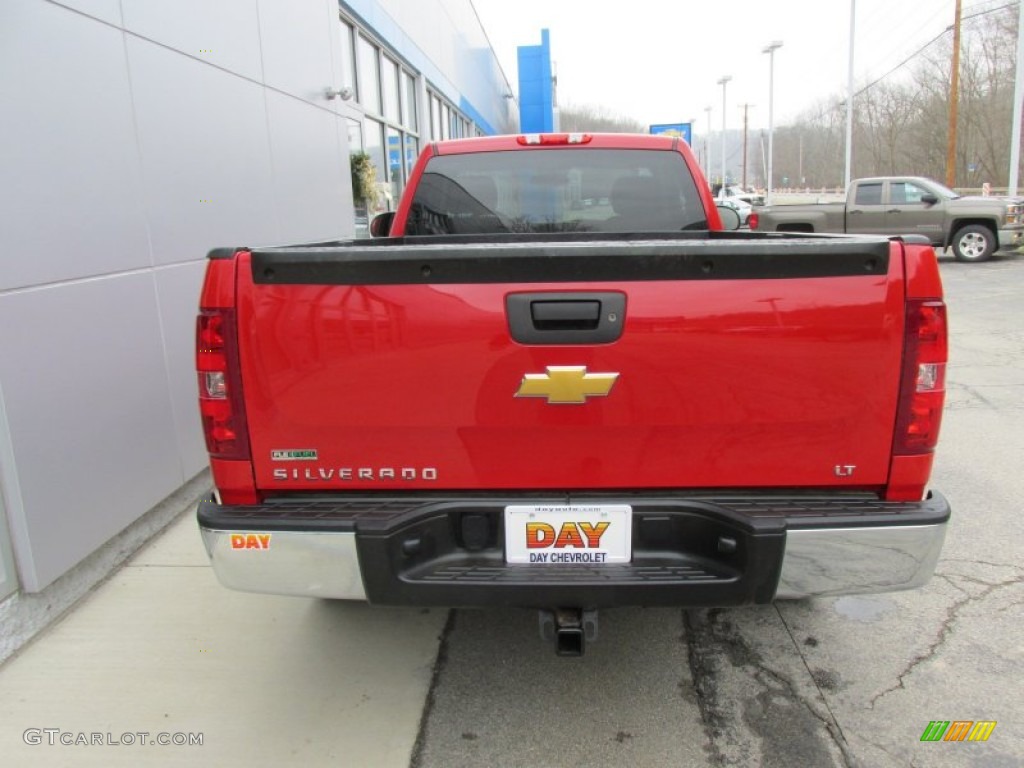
[[504, 504, 632, 564]]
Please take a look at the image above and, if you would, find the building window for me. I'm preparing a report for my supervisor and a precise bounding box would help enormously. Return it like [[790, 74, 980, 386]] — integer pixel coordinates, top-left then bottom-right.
[[346, 119, 369, 236], [381, 55, 400, 124], [386, 126, 404, 203], [364, 119, 386, 210], [425, 88, 480, 141], [402, 71, 418, 132], [339, 11, 494, 215], [431, 95, 441, 140], [404, 134, 419, 180], [357, 35, 381, 115], [341, 12, 422, 217], [338, 20, 356, 95]]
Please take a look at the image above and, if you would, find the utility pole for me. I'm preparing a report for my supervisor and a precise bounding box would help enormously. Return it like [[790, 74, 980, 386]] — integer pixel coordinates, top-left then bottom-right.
[[844, 0, 856, 189], [946, 0, 963, 188], [799, 133, 803, 187], [763, 40, 782, 203], [759, 130, 767, 188], [718, 76, 732, 187], [704, 105, 712, 181], [1009, 0, 1024, 195], [740, 104, 754, 189]]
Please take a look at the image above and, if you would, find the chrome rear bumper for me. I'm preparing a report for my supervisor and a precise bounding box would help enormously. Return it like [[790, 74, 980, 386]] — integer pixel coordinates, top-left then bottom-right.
[[200, 529, 367, 600], [198, 492, 949, 604], [774, 523, 947, 599]]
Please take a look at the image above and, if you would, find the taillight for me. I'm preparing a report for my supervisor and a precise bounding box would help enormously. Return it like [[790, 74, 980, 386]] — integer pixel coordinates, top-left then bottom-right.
[[516, 133, 592, 146], [893, 299, 947, 454], [196, 309, 250, 459], [748, 212, 759, 230]]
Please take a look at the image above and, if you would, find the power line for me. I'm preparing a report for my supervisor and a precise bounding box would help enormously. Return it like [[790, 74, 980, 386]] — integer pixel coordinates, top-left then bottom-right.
[[859, 1, 952, 79], [854, 30, 949, 99], [963, 0, 1018, 22], [794, 0, 1019, 125]]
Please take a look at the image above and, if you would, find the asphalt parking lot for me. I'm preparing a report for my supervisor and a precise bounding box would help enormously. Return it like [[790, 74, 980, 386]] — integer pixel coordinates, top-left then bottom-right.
[[0, 247, 1020, 768]]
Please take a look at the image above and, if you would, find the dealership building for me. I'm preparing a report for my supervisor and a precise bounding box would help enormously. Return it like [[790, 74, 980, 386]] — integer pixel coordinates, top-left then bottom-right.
[[0, 0, 547, 659]]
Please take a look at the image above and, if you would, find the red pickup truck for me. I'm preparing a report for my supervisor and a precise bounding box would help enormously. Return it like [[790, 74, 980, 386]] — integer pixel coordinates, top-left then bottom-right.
[[196, 133, 950, 655]]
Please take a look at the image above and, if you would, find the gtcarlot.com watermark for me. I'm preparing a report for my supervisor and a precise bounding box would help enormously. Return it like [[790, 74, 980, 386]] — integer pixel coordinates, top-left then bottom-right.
[[23, 729, 203, 747]]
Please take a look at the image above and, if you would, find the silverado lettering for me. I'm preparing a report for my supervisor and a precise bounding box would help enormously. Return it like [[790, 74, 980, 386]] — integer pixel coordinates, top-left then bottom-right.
[[196, 132, 951, 655], [271, 467, 438, 481]]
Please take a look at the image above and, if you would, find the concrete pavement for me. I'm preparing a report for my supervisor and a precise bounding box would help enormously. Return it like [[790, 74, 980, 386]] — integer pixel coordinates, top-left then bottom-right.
[[0, 509, 447, 767], [2, 248, 1022, 768]]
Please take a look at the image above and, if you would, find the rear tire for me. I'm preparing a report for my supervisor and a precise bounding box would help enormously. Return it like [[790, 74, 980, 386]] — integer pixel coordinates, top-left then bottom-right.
[[951, 224, 995, 262]]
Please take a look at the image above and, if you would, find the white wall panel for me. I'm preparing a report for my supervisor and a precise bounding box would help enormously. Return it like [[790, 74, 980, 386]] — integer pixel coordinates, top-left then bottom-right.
[[325, 0, 348, 118], [153, 262, 209, 480], [126, 36, 280, 264], [47, 0, 122, 26], [265, 91, 352, 244], [0, 0, 151, 291], [0, 0, 515, 601], [0, 495, 18, 600], [121, 0, 263, 83], [0, 275, 182, 591], [258, 0, 338, 106]]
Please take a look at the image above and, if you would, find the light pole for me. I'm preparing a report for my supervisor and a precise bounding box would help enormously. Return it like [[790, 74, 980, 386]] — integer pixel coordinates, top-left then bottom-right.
[[704, 105, 712, 179], [845, 0, 856, 189], [1010, 0, 1024, 195], [762, 41, 782, 205], [717, 76, 732, 190]]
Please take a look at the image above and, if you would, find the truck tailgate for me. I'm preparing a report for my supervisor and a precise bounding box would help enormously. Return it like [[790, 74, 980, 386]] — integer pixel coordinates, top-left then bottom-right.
[[236, 237, 904, 492]]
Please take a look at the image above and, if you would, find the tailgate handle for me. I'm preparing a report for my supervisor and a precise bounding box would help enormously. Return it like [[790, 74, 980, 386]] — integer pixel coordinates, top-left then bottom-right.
[[506, 292, 626, 345], [531, 300, 600, 330]]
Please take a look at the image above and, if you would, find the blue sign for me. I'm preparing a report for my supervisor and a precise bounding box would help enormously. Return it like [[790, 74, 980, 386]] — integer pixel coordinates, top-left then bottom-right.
[[649, 122, 692, 145]]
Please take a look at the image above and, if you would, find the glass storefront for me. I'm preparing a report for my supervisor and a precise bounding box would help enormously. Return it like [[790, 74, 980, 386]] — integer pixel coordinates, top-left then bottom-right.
[[339, 9, 489, 234]]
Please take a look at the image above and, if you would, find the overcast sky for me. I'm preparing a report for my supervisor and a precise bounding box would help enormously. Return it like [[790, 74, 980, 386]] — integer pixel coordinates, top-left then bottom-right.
[[470, 0, 1011, 136]]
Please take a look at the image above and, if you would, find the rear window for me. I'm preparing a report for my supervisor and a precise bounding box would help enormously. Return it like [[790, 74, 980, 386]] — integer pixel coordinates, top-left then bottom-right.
[[854, 182, 883, 205], [405, 148, 708, 235]]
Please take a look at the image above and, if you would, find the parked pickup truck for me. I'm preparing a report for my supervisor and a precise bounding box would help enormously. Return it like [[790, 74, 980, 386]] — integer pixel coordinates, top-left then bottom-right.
[[752, 176, 1024, 262], [196, 133, 950, 655]]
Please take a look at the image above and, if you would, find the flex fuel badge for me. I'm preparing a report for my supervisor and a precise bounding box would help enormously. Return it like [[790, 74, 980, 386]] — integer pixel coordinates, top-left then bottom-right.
[[271, 449, 318, 461]]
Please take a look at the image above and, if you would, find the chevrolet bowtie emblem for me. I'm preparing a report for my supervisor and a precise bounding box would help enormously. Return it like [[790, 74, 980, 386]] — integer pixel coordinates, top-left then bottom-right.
[[514, 366, 619, 404]]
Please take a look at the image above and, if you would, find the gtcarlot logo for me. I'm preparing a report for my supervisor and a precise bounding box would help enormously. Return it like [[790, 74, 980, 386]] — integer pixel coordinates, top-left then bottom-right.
[[920, 720, 996, 742], [23, 729, 203, 747]]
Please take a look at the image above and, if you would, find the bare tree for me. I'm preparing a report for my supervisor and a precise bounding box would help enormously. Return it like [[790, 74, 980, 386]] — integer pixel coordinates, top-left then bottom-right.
[[955, 8, 1016, 186], [858, 81, 921, 175], [773, 5, 1022, 189], [558, 103, 646, 133]]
